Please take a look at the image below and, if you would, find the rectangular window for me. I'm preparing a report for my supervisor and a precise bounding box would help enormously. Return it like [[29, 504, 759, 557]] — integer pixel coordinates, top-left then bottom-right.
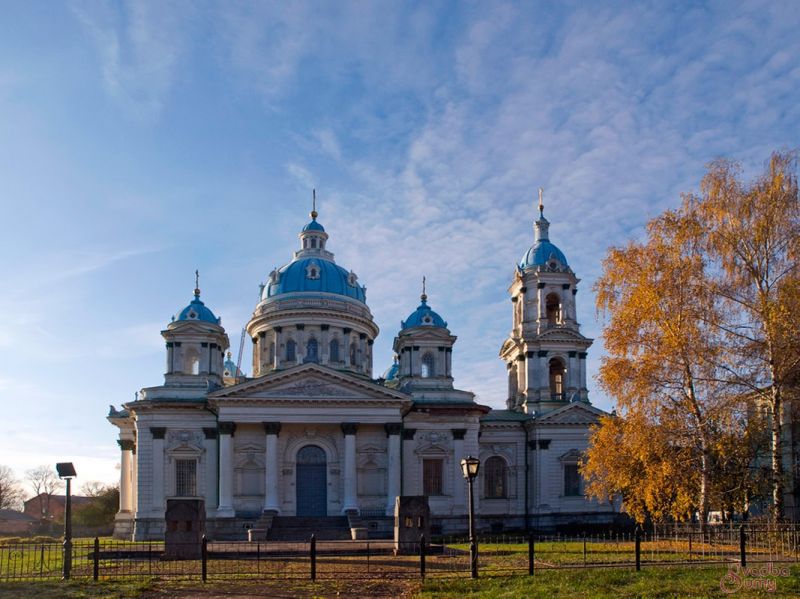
[[176, 459, 197, 497], [563, 464, 582, 496], [423, 459, 443, 496]]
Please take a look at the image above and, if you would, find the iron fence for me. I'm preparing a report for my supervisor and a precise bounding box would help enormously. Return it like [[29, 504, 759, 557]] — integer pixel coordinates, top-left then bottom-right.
[[1, 525, 798, 583]]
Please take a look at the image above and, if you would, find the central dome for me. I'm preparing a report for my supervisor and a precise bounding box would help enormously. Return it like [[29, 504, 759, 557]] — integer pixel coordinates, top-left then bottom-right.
[[264, 257, 366, 302]]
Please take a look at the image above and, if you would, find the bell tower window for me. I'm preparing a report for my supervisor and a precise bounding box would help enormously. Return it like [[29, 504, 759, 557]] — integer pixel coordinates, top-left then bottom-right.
[[349, 342, 357, 366], [546, 293, 560, 325], [329, 338, 340, 362], [286, 339, 296, 362], [549, 358, 565, 400], [421, 352, 435, 378]]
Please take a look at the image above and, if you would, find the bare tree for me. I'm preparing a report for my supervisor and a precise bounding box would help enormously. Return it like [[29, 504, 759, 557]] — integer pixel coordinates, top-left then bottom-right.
[[25, 465, 63, 519], [0, 465, 23, 510], [80, 481, 106, 498]]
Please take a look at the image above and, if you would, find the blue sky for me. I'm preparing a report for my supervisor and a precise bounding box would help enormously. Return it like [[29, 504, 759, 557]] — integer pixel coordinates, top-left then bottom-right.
[[1, 1, 798, 490]]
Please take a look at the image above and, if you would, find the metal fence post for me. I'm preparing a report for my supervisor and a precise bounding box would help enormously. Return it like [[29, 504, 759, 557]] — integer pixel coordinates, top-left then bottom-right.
[[528, 533, 534, 576], [739, 525, 746, 568], [93, 537, 100, 581], [419, 534, 426, 579], [201, 535, 208, 582], [688, 532, 692, 561], [583, 533, 587, 567], [634, 527, 641, 572], [310, 534, 316, 581]]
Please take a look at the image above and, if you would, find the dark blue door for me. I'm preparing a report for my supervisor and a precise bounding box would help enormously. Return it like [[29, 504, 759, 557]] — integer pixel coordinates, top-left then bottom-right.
[[296, 445, 327, 516]]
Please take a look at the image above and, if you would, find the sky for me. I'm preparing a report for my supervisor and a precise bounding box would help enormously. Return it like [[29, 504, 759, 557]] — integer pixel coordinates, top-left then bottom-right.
[[1, 0, 798, 494]]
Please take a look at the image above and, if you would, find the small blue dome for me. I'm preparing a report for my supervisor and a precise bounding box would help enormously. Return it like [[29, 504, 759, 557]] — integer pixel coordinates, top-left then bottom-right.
[[302, 219, 325, 232], [266, 258, 366, 302], [223, 352, 242, 377], [401, 298, 447, 330], [175, 295, 220, 324], [382, 358, 399, 381], [519, 240, 569, 269]]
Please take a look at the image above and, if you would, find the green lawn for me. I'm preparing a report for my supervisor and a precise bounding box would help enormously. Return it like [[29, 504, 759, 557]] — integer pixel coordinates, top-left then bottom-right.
[[1, 566, 799, 598]]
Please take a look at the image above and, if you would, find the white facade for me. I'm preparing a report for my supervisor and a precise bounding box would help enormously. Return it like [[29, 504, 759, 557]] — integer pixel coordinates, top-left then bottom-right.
[[109, 201, 617, 540]]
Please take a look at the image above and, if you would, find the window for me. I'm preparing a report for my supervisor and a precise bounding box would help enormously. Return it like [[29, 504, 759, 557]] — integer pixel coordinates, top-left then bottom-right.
[[176, 459, 197, 497], [484, 456, 507, 498], [349, 342, 357, 366], [286, 339, 296, 362], [305, 338, 319, 363], [421, 352, 435, 378], [423, 459, 443, 496], [329, 338, 340, 362], [546, 293, 560, 325], [563, 464, 582, 496], [549, 358, 565, 399], [311, 238, 317, 249], [269, 342, 275, 364]]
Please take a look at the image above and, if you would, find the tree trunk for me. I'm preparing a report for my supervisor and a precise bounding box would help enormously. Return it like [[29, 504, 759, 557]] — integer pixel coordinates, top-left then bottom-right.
[[769, 383, 784, 522]]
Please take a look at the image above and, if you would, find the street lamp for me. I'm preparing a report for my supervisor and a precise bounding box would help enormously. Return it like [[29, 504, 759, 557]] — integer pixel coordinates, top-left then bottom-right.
[[460, 455, 480, 579], [56, 462, 77, 581]]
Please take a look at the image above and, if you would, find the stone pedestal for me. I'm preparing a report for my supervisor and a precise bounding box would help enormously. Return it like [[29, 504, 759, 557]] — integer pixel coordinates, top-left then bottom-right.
[[394, 496, 430, 554]]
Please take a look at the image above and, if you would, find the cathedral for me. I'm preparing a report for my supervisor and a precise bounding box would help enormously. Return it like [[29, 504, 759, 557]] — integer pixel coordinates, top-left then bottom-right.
[[108, 196, 617, 540]]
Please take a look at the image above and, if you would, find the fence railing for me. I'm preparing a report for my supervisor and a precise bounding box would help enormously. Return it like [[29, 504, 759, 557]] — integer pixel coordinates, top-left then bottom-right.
[[1, 525, 798, 582]]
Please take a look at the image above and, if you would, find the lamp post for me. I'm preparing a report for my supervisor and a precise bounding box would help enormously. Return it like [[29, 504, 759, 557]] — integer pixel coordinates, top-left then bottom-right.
[[56, 462, 77, 581], [460, 455, 480, 579]]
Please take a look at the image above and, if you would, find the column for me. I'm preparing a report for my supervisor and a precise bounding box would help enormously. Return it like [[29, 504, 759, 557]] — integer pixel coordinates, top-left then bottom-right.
[[385, 423, 402, 515], [341, 423, 359, 513], [217, 422, 236, 517], [538, 351, 549, 399], [150, 428, 166, 515], [274, 327, 283, 368], [537, 283, 546, 320], [203, 428, 218, 515], [567, 351, 578, 395], [578, 352, 588, 400], [117, 439, 134, 513], [452, 429, 466, 512], [263, 422, 281, 513], [401, 428, 416, 495]]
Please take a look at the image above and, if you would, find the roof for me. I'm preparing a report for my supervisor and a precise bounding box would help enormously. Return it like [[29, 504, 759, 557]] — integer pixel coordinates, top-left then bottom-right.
[[302, 218, 325, 232], [265, 257, 366, 302], [519, 240, 569, 269], [174, 293, 220, 324], [401, 297, 447, 330], [0, 510, 36, 522], [481, 409, 532, 422]]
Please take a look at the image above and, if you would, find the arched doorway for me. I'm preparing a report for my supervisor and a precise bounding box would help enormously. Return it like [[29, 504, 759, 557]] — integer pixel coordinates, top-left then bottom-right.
[[296, 445, 327, 516]]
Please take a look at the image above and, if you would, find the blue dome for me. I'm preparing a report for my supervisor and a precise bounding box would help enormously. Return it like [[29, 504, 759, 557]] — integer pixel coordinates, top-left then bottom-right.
[[519, 240, 569, 269], [302, 219, 325, 232], [266, 258, 366, 302], [223, 353, 242, 377], [382, 358, 399, 381], [401, 298, 447, 330], [175, 295, 220, 324]]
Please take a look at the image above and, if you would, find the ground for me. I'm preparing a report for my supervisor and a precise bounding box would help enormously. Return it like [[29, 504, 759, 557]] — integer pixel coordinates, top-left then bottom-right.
[[1, 566, 799, 598]]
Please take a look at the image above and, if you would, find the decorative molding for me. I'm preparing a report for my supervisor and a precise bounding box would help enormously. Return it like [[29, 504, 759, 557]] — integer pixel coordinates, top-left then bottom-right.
[[117, 439, 135, 451], [341, 422, 359, 436], [384, 423, 402, 436], [218, 422, 236, 436]]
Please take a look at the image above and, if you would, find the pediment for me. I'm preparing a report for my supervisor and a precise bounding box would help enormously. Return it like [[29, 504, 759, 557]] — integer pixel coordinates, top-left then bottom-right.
[[535, 402, 608, 425], [537, 328, 591, 343], [208, 363, 411, 403]]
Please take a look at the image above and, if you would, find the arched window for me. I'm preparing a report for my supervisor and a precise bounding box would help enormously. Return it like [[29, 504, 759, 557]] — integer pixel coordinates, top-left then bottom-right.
[[349, 342, 357, 366], [305, 338, 319, 363], [329, 338, 340, 362], [549, 358, 565, 399], [484, 456, 507, 498], [421, 352, 435, 378], [546, 293, 560, 325], [286, 339, 296, 362]]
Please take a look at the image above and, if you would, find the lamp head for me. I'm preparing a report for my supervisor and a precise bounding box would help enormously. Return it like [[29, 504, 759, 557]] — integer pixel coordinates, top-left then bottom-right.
[[460, 456, 480, 480], [56, 463, 77, 479]]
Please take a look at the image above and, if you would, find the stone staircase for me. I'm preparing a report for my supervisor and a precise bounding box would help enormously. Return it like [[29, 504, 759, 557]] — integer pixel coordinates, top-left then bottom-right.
[[267, 516, 351, 541]]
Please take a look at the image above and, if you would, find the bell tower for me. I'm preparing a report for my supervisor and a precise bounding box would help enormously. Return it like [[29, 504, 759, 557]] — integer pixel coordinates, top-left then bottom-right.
[[500, 190, 592, 415]]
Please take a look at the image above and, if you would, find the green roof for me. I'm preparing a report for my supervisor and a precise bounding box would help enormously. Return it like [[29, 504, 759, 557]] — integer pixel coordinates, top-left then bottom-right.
[[481, 409, 531, 422]]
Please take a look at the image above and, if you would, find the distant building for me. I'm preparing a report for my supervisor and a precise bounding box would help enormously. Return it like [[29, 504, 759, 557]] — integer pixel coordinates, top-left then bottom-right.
[[23, 494, 92, 522], [0, 510, 36, 534], [109, 198, 618, 540]]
